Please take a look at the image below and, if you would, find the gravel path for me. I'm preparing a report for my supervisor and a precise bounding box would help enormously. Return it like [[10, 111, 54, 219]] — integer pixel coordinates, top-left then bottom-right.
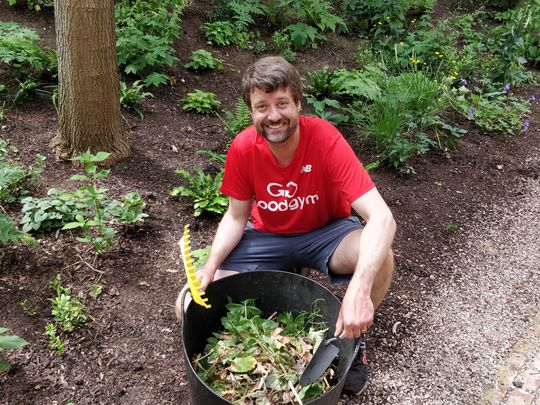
[[362, 173, 540, 404]]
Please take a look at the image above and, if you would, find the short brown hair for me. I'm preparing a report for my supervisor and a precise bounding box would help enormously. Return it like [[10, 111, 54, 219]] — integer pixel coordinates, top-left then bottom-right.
[[241, 56, 303, 109]]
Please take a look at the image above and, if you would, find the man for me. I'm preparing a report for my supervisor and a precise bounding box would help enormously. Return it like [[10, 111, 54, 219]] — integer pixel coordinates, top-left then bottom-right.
[[176, 55, 396, 395]]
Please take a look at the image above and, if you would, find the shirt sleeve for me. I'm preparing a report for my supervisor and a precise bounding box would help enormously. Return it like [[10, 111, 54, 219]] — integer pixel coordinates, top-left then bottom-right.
[[327, 134, 375, 203], [220, 137, 253, 201]]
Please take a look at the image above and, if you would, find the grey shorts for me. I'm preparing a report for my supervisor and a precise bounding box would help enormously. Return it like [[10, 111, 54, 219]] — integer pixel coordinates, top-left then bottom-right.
[[220, 216, 364, 284]]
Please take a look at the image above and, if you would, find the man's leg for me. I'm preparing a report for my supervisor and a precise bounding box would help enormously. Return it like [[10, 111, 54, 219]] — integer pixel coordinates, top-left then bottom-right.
[[175, 269, 238, 320], [328, 228, 394, 310]]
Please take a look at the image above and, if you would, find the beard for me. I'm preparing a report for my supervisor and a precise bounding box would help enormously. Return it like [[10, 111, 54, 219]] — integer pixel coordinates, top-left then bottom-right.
[[257, 118, 299, 144]]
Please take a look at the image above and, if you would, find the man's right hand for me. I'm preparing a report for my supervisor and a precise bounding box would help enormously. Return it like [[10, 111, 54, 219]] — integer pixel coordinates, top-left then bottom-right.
[[196, 263, 218, 291]]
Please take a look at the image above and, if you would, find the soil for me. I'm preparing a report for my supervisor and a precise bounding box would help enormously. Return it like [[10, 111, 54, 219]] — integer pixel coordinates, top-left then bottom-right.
[[1, 2, 539, 405]]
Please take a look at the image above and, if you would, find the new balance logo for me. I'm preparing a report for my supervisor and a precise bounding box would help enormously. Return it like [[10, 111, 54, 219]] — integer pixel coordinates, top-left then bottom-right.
[[300, 164, 312, 173]]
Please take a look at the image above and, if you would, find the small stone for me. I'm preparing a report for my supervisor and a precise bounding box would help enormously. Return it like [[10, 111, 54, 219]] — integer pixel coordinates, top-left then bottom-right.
[[512, 375, 523, 388], [496, 164, 504, 170]]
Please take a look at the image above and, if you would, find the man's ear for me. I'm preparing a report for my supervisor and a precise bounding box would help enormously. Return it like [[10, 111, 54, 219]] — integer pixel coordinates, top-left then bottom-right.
[[296, 100, 302, 112]]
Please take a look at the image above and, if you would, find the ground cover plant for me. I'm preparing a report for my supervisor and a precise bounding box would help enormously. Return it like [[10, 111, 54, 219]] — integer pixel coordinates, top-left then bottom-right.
[[0, 1, 539, 404], [193, 298, 333, 404]]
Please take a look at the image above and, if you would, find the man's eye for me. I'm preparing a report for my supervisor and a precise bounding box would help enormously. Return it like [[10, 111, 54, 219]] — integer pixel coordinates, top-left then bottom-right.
[[255, 105, 267, 112], [278, 102, 289, 108]]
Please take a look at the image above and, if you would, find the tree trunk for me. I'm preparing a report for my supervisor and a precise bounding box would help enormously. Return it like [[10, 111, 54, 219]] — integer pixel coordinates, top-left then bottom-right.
[[52, 0, 129, 166]]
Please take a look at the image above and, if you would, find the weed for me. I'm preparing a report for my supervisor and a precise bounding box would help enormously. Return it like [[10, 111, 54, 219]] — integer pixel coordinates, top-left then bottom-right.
[[20, 299, 38, 317], [445, 223, 460, 231], [89, 283, 104, 300], [44, 323, 64, 353], [49, 274, 91, 333]]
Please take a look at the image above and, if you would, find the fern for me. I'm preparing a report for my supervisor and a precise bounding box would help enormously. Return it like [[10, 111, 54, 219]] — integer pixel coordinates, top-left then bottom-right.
[[223, 97, 252, 136]]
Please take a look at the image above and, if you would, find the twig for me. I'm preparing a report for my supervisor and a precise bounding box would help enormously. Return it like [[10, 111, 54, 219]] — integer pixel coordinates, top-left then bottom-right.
[[77, 254, 104, 274], [288, 381, 303, 405]]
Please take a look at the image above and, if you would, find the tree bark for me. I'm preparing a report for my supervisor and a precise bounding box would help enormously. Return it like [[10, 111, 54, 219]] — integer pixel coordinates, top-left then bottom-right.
[[52, 0, 129, 166]]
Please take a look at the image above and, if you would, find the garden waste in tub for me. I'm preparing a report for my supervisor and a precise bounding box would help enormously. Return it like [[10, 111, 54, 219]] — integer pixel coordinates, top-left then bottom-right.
[[192, 298, 339, 404]]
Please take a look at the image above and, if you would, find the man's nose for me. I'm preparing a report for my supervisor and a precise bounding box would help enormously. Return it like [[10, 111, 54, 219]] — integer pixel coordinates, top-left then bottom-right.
[[267, 105, 281, 121]]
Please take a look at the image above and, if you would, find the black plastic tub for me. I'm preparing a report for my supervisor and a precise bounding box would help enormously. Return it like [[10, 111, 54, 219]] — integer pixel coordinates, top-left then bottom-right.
[[181, 270, 357, 405]]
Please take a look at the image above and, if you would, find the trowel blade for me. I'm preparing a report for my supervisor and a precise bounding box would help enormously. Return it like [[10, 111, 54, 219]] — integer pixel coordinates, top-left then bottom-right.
[[299, 341, 340, 386]]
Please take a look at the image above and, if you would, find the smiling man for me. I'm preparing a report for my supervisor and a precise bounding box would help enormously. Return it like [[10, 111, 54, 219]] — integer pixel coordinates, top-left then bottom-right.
[[176, 55, 396, 396]]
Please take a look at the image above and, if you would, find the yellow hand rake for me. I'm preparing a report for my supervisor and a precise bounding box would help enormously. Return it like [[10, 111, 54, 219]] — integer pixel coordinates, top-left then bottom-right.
[[180, 225, 211, 309]]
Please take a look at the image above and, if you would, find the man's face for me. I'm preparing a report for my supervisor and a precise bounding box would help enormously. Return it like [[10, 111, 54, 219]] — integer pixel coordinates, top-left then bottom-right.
[[250, 87, 301, 144]]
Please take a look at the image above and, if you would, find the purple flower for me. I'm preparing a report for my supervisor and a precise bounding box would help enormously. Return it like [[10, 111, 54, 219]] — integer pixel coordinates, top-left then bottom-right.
[[522, 118, 529, 133], [460, 79, 468, 86], [468, 107, 476, 117], [504, 83, 511, 93], [531, 95, 537, 103]]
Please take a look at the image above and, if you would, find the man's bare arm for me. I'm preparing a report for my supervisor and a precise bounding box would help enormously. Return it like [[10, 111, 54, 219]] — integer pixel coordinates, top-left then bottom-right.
[[197, 197, 251, 290]]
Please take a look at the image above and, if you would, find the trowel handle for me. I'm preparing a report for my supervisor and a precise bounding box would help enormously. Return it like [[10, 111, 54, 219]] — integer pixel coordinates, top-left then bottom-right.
[[325, 331, 346, 345]]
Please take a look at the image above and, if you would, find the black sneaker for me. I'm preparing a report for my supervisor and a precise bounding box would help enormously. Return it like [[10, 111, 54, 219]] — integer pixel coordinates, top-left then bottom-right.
[[342, 337, 368, 396]]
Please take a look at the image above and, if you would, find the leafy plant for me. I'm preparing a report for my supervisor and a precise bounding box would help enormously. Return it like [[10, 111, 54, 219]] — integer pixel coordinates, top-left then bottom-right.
[[44, 323, 64, 353], [184, 49, 223, 71], [181, 90, 221, 114], [222, 96, 252, 136], [451, 86, 530, 134], [0, 147, 44, 203], [353, 70, 444, 170], [195, 150, 227, 165], [89, 283, 104, 300], [20, 299, 37, 317], [119, 80, 153, 119], [115, 0, 190, 86], [0, 212, 36, 247], [0, 21, 57, 76], [305, 96, 349, 126], [21, 151, 147, 254], [271, 30, 296, 62], [49, 274, 91, 334], [20, 188, 87, 233], [7, 0, 54, 11], [203, 21, 251, 48], [170, 168, 228, 217], [0, 327, 28, 371]]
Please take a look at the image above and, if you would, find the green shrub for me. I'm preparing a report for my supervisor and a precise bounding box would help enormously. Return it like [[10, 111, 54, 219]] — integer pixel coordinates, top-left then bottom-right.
[[181, 90, 221, 114], [170, 168, 228, 217], [21, 151, 148, 254], [115, 0, 190, 86], [451, 85, 530, 135], [0, 21, 57, 76], [7, 0, 53, 11]]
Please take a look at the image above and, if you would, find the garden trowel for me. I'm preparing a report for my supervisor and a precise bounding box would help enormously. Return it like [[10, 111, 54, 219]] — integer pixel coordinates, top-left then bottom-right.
[[299, 333, 344, 386]]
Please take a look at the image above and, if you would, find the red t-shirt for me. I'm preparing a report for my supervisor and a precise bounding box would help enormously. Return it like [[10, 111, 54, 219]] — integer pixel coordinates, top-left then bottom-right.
[[220, 115, 375, 234]]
